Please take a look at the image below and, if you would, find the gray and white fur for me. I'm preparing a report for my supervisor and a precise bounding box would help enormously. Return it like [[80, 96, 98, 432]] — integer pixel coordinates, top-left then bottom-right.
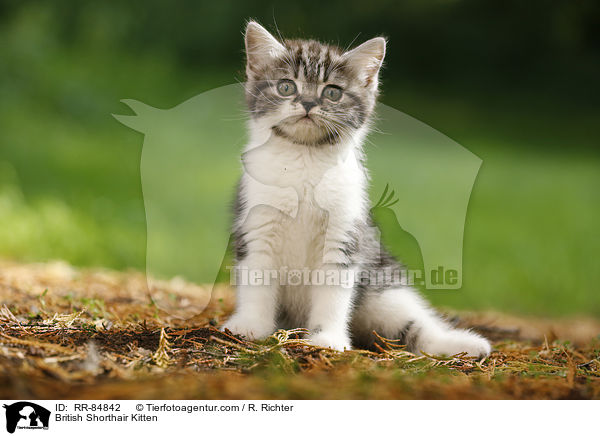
[[223, 21, 491, 357]]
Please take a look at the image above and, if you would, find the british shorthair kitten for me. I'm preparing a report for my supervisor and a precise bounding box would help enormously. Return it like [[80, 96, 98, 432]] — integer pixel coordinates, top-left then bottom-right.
[[223, 21, 491, 358]]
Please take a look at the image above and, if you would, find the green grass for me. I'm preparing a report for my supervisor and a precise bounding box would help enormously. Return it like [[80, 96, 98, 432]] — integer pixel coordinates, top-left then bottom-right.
[[2, 103, 598, 317], [0, 13, 598, 317], [429, 147, 600, 315]]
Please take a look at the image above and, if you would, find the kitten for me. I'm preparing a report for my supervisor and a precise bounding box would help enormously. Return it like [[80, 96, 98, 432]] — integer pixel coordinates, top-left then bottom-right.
[[223, 21, 491, 358]]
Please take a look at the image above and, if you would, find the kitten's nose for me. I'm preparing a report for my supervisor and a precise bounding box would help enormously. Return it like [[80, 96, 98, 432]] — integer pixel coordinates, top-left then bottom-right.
[[300, 100, 317, 114]]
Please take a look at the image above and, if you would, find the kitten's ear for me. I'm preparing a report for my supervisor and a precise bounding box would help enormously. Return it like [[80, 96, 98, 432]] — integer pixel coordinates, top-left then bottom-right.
[[343, 37, 386, 89], [245, 21, 286, 78]]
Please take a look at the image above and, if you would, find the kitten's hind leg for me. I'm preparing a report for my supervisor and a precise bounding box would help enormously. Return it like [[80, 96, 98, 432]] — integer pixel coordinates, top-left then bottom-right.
[[351, 287, 491, 358]]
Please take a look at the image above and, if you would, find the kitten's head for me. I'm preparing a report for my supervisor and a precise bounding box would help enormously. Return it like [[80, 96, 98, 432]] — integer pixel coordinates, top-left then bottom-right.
[[244, 21, 386, 146]]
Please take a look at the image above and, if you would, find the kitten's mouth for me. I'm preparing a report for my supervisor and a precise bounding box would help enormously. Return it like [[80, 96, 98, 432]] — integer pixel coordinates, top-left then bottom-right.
[[272, 114, 340, 146], [297, 114, 315, 123]]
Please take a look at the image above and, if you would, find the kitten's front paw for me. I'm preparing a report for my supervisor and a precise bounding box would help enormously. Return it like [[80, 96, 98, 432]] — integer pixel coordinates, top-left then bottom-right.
[[307, 331, 351, 351], [222, 314, 274, 341], [421, 329, 491, 359]]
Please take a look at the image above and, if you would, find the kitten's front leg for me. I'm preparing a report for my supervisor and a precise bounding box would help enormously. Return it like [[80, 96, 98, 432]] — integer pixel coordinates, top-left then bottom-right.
[[222, 288, 277, 340], [223, 250, 278, 340], [306, 265, 355, 351], [305, 209, 358, 351]]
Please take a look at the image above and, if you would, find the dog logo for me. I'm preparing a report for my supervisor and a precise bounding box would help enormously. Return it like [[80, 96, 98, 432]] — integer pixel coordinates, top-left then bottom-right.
[[3, 402, 50, 433]]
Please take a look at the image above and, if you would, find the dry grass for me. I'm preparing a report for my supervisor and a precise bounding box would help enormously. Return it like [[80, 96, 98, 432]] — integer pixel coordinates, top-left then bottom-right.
[[1, 260, 599, 400]]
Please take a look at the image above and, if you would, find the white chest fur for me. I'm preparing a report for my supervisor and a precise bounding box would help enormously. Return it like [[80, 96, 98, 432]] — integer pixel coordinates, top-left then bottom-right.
[[238, 134, 367, 270]]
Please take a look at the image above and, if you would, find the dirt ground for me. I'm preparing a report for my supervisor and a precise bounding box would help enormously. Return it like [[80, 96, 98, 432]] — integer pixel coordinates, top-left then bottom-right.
[[1, 260, 599, 400]]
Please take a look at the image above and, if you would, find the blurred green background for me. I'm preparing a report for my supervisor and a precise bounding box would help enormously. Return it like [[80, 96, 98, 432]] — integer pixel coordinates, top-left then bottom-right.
[[0, 1, 598, 316]]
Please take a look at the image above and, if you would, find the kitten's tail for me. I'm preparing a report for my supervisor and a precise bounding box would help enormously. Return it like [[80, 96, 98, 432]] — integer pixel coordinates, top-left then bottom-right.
[[353, 287, 491, 358]]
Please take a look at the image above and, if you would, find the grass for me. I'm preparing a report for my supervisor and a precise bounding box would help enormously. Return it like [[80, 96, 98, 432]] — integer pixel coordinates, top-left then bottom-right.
[[1, 5, 598, 400], [1, 261, 599, 400], [0, 9, 599, 316], [1, 96, 598, 316]]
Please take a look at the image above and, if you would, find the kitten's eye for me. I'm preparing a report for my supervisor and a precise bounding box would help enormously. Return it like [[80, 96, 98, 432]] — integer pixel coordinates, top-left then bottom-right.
[[322, 85, 343, 101], [276, 80, 297, 97]]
